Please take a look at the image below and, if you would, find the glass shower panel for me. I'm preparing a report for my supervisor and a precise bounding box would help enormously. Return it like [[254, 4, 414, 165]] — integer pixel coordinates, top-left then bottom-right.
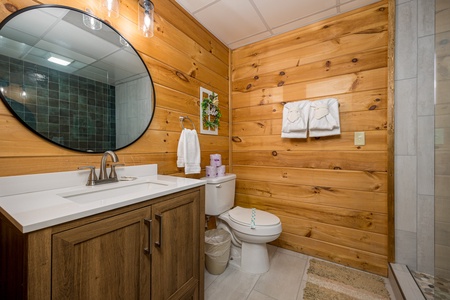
[[434, 0, 450, 296]]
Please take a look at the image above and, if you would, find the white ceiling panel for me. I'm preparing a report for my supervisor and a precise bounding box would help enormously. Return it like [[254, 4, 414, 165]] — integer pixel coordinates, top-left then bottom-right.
[[228, 30, 271, 50], [176, 0, 217, 12], [175, 0, 382, 49], [34, 40, 96, 66], [6, 9, 59, 39], [340, 0, 381, 13], [253, 0, 336, 28], [0, 37, 33, 60], [193, 0, 267, 44], [271, 7, 337, 36], [44, 21, 116, 60]]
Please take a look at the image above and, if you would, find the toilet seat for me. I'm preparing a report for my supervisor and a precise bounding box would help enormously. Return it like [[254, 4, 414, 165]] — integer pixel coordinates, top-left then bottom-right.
[[220, 206, 282, 237], [229, 206, 280, 227]]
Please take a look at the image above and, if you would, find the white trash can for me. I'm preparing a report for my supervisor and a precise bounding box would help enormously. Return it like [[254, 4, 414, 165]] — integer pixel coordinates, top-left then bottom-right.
[[205, 229, 231, 275]]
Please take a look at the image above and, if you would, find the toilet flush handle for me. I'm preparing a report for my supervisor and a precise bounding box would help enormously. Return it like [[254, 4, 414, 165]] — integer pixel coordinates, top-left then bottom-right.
[[215, 184, 222, 188]]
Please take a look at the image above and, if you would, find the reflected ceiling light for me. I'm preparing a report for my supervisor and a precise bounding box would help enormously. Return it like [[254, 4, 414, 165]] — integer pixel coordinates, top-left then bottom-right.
[[21, 85, 27, 99], [119, 36, 129, 47], [0, 80, 8, 95], [83, 9, 102, 30], [102, 0, 119, 18], [47, 53, 73, 66], [138, 0, 154, 38]]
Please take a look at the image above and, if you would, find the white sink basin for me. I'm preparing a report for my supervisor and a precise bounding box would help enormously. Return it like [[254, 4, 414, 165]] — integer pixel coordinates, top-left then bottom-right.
[[58, 181, 170, 204]]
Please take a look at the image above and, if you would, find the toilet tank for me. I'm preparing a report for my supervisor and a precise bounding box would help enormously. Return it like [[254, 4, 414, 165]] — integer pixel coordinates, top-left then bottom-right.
[[201, 173, 236, 216]]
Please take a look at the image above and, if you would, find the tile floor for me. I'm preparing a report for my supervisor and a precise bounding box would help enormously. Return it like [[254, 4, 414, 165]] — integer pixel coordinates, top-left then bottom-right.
[[204, 245, 397, 300], [411, 270, 450, 300]]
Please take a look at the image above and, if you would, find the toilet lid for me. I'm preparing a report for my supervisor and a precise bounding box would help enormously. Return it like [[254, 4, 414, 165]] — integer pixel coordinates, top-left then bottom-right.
[[229, 206, 280, 227]]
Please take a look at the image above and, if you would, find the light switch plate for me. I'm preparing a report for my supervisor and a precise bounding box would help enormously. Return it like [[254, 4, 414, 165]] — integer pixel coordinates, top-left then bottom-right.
[[354, 132, 365, 146], [435, 128, 444, 145]]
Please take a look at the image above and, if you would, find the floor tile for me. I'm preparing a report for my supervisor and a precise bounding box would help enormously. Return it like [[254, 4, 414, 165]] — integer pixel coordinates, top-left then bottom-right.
[[204, 268, 219, 290], [205, 265, 260, 300], [247, 290, 278, 300], [296, 279, 308, 300], [253, 249, 308, 300], [205, 246, 401, 300]]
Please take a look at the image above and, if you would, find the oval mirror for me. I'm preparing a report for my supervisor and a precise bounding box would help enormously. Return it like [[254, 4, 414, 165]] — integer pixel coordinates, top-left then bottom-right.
[[0, 5, 155, 153]]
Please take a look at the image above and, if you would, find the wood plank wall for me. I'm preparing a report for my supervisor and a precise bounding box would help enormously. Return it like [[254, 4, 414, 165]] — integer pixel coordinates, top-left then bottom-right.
[[0, 0, 394, 277], [0, 0, 229, 177], [231, 0, 390, 276]]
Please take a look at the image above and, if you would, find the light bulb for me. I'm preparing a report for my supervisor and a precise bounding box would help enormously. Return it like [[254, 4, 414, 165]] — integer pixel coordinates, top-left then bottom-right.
[[103, 0, 119, 18], [138, 0, 154, 38], [144, 12, 151, 28]]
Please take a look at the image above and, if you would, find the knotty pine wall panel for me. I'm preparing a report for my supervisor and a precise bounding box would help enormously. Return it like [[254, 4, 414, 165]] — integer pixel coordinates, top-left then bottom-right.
[[231, 1, 390, 276], [0, 0, 229, 177]]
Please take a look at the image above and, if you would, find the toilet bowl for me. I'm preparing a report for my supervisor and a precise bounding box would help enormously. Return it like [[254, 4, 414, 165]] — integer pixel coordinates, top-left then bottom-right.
[[203, 174, 282, 274], [218, 206, 281, 273]]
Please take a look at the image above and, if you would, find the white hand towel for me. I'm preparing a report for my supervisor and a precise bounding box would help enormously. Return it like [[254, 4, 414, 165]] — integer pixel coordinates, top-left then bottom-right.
[[177, 129, 186, 168], [177, 129, 201, 174], [281, 100, 311, 138], [309, 98, 340, 137]]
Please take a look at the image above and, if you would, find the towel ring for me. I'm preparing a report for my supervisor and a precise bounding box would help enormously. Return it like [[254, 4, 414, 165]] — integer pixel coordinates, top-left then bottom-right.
[[179, 116, 195, 130]]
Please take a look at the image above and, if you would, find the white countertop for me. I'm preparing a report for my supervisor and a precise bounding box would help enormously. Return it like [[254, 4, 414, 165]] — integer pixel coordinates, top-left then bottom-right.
[[0, 165, 205, 233]]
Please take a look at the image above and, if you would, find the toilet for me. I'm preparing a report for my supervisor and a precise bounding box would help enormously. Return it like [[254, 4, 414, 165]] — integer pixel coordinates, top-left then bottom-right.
[[203, 173, 282, 274]]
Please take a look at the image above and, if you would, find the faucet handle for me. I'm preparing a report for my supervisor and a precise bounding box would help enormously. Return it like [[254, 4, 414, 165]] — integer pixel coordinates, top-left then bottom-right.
[[78, 166, 98, 186], [110, 163, 125, 179]]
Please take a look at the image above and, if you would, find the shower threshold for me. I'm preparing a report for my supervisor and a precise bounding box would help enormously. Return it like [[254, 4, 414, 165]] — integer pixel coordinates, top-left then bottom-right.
[[389, 263, 450, 300], [389, 263, 425, 300]]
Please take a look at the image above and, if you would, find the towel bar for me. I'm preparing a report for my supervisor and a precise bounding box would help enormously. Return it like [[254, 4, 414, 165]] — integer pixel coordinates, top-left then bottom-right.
[[179, 116, 195, 130]]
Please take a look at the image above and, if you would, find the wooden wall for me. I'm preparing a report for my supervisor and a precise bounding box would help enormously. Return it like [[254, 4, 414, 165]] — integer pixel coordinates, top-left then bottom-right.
[[0, 0, 229, 177], [1, 0, 395, 277], [231, 0, 391, 276]]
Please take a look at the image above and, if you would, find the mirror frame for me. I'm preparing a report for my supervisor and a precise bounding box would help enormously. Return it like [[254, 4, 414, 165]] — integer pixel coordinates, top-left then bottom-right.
[[0, 4, 156, 153]]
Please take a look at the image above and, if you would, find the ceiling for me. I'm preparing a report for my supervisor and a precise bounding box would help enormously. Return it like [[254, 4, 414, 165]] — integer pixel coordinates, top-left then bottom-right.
[[175, 0, 381, 49], [1, 7, 147, 85]]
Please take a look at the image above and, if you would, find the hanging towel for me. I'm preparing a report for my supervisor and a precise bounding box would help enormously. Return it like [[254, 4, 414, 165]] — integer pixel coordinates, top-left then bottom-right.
[[281, 100, 311, 138], [309, 98, 341, 137], [177, 129, 201, 174]]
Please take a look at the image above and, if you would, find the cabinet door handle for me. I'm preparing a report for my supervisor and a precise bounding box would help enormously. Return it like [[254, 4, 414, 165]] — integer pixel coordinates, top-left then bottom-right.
[[144, 218, 152, 254], [155, 214, 162, 248]]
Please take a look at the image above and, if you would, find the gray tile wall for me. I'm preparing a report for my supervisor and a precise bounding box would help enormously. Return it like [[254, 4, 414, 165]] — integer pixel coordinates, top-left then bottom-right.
[[0, 55, 116, 152], [394, 0, 435, 274]]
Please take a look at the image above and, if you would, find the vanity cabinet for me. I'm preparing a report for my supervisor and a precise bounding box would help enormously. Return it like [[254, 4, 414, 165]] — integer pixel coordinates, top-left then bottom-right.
[[52, 207, 152, 299], [0, 187, 205, 300], [151, 191, 201, 299]]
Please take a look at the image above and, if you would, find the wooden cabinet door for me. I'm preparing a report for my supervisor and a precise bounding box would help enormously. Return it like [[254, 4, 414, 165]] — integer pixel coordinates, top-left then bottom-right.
[[151, 190, 201, 300], [52, 207, 152, 300]]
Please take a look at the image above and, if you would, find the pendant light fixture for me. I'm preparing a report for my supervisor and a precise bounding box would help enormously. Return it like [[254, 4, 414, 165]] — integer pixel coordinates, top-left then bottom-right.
[[102, 0, 119, 18], [83, 9, 102, 30], [138, 0, 154, 38]]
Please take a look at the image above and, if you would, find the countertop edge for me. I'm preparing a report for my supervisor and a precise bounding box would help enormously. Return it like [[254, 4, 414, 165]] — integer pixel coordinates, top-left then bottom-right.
[[1, 176, 206, 234]]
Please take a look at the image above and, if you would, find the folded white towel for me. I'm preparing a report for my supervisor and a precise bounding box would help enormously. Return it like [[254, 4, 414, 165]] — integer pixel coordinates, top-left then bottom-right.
[[281, 100, 311, 138], [177, 129, 201, 174], [309, 98, 340, 137]]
